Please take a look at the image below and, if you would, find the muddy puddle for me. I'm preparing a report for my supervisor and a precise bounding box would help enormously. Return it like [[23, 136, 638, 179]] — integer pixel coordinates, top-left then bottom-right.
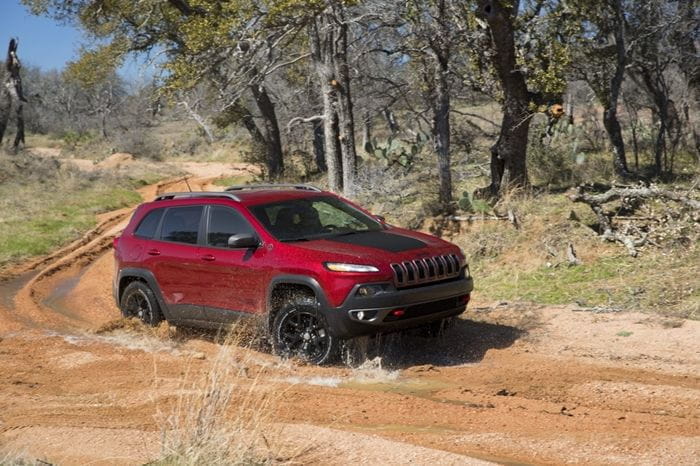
[[0, 271, 40, 331], [41, 271, 87, 323], [0, 271, 34, 311]]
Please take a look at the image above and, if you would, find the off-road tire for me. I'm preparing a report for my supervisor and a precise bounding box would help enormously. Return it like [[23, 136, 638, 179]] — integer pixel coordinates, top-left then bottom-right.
[[271, 296, 340, 365], [120, 281, 164, 327]]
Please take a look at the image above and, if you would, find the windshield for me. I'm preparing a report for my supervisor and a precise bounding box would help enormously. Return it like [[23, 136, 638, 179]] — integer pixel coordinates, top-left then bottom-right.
[[249, 196, 384, 242]]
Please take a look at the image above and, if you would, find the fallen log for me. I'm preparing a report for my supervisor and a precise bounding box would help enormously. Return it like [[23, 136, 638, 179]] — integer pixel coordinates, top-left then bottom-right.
[[569, 184, 699, 257], [570, 185, 700, 211]]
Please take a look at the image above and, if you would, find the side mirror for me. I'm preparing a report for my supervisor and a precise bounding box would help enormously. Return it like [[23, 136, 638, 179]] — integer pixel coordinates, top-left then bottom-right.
[[375, 215, 386, 223], [228, 233, 260, 249]]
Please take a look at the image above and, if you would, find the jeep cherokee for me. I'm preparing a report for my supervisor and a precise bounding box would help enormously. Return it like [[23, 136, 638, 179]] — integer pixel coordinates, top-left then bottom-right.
[[113, 184, 474, 364]]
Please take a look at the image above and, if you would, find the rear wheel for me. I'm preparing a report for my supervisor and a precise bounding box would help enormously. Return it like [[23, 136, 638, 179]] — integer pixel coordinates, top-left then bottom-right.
[[120, 281, 163, 327], [272, 297, 339, 365]]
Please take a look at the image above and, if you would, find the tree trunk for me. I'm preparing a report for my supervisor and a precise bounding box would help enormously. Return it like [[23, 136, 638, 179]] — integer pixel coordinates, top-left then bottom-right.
[[607, 0, 629, 176], [326, 94, 343, 190], [3, 39, 26, 151], [0, 88, 10, 145], [362, 111, 372, 154], [233, 101, 268, 154], [603, 106, 628, 176], [383, 108, 399, 134], [631, 123, 639, 171], [313, 121, 327, 172], [250, 83, 284, 179], [100, 111, 109, 139], [330, 2, 357, 197], [676, 1, 699, 95], [489, 102, 531, 194], [14, 102, 25, 151], [433, 54, 452, 206], [477, 0, 531, 196], [309, 16, 342, 192], [639, 68, 674, 176]]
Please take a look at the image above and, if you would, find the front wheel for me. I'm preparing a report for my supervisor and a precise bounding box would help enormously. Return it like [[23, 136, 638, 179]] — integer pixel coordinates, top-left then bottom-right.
[[272, 297, 340, 365]]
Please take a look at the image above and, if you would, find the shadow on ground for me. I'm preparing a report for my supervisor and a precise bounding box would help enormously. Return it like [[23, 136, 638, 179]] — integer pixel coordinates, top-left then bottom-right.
[[169, 315, 525, 369], [343, 318, 524, 369]]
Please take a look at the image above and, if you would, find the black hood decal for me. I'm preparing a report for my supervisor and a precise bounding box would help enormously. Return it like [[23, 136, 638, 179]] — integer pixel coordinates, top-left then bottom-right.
[[326, 231, 426, 253]]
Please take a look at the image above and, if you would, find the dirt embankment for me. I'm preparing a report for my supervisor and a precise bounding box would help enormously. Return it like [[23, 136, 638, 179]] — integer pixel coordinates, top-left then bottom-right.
[[0, 165, 698, 465]]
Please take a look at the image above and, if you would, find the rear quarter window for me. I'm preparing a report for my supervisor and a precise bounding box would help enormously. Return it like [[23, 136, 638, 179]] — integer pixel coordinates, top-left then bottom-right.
[[134, 208, 163, 239]]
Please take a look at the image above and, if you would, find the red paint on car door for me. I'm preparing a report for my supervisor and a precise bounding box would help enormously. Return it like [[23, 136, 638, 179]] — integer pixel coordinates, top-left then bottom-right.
[[196, 205, 269, 320]]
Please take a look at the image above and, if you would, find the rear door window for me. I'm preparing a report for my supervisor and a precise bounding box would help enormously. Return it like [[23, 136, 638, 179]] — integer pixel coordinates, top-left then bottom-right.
[[207, 206, 255, 248], [160, 206, 203, 244], [134, 208, 163, 239]]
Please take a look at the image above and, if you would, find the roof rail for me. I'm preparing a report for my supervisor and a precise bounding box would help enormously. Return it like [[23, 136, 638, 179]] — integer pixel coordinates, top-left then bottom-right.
[[154, 192, 241, 202], [224, 183, 322, 193]]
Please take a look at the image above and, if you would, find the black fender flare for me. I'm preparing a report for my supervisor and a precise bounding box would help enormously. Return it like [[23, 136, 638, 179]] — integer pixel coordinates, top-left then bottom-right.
[[266, 274, 330, 323], [115, 268, 174, 322]]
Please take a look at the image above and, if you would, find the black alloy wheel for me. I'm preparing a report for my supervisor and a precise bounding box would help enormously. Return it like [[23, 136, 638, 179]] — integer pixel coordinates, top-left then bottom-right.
[[272, 298, 338, 365], [120, 281, 163, 326]]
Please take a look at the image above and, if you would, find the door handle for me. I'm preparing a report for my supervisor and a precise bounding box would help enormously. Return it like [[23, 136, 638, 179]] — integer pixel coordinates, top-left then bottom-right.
[[147, 248, 161, 256], [201, 254, 216, 262]]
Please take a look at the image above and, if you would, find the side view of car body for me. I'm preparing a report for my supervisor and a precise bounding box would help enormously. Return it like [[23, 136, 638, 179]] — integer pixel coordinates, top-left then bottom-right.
[[113, 184, 474, 364]]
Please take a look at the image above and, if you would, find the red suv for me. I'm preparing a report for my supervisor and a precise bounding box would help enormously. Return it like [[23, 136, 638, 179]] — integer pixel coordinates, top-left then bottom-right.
[[113, 184, 473, 364]]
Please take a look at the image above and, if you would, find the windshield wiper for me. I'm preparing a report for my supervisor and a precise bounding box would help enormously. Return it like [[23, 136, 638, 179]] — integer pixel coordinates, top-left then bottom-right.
[[280, 237, 311, 242]]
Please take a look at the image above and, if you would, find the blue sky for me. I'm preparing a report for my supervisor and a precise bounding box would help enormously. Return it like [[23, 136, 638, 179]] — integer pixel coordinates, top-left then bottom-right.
[[0, 1, 153, 80], [0, 2, 83, 71]]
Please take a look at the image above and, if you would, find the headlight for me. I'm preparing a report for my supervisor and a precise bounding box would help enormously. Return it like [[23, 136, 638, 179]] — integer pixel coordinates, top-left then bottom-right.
[[324, 262, 379, 273]]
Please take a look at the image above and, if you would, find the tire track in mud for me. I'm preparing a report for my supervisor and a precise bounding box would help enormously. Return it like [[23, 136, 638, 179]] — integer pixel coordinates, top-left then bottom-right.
[[0, 175, 217, 333]]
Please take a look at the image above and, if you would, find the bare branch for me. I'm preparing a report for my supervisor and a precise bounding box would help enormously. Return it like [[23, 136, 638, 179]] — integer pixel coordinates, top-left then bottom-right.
[[287, 115, 324, 132]]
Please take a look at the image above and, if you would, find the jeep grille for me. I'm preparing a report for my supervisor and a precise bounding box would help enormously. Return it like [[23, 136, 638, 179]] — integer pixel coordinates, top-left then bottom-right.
[[391, 254, 461, 288]]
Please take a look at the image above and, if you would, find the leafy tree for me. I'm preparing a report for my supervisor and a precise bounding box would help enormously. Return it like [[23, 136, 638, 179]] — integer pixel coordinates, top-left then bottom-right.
[[567, 0, 631, 177], [402, 0, 473, 206], [474, 0, 570, 196], [626, 0, 691, 175], [24, 0, 288, 177]]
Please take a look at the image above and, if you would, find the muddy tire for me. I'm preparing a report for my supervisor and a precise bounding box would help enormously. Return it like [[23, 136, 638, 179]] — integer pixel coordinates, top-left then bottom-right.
[[271, 297, 340, 365], [120, 281, 163, 327]]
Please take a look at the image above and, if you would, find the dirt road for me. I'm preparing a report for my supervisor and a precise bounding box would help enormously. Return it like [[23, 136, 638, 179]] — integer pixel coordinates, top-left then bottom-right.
[[0, 171, 698, 465]]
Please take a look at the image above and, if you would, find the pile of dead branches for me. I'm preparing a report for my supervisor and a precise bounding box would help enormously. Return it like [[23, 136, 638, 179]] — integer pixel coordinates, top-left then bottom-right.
[[569, 183, 700, 257]]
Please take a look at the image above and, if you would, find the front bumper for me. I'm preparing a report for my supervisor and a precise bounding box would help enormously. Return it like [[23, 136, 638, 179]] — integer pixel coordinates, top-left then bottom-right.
[[324, 276, 474, 338]]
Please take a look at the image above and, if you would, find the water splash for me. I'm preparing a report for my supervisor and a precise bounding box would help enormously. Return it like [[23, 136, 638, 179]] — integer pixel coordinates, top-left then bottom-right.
[[351, 356, 400, 382], [282, 375, 343, 387]]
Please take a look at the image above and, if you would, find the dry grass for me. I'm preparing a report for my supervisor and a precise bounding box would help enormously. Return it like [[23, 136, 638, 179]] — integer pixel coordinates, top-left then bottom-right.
[[0, 449, 48, 465], [447, 191, 700, 319], [95, 318, 174, 340], [151, 329, 309, 465]]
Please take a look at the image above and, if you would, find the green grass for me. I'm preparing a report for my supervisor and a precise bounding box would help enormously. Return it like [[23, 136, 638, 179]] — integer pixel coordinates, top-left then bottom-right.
[[0, 185, 141, 266], [0, 150, 151, 267], [474, 245, 700, 319], [476, 256, 625, 306]]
